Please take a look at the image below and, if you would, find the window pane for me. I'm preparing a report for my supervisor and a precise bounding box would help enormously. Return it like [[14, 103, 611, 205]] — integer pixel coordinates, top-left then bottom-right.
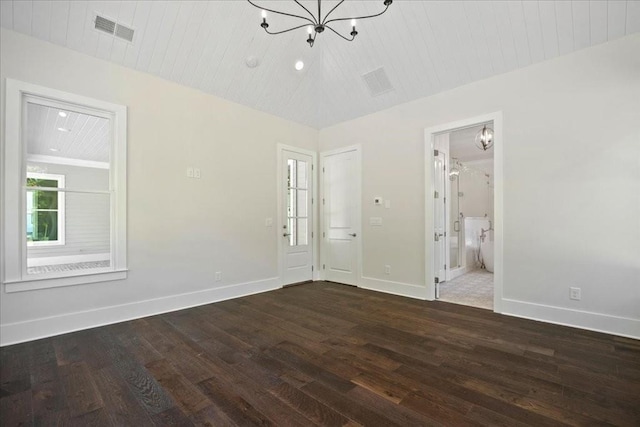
[[33, 189, 58, 209], [31, 211, 58, 242], [27, 192, 111, 276], [27, 178, 58, 188]]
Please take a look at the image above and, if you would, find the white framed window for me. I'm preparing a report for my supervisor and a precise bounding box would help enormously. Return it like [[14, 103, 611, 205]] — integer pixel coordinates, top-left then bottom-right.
[[26, 172, 66, 247], [2, 79, 127, 292]]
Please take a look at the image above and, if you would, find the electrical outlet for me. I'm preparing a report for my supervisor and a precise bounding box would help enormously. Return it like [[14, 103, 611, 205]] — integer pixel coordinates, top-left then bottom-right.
[[186, 167, 194, 178], [384, 265, 391, 275], [265, 218, 273, 227], [215, 272, 222, 281], [194, 168, 201, 179], [569, 287, 581, 301]]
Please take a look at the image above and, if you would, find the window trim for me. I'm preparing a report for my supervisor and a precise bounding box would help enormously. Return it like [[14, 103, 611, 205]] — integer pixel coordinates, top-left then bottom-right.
[[26, 172, 66, 247], [2, 79, 127, 293]]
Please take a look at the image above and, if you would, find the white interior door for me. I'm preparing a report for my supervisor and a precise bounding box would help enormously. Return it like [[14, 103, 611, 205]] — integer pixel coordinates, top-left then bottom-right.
[[322, 148, 361, 286], [282, 150, 313, 285], [434, 150, 447, 294]]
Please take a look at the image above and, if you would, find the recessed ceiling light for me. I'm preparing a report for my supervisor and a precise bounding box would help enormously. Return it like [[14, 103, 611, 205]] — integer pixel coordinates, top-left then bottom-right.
[[49, 148, 60, 152], [295, 60, 304, 71], [245, 55, 259, 68], [57, 127, 71, 132], [58, 111, 67, 117]]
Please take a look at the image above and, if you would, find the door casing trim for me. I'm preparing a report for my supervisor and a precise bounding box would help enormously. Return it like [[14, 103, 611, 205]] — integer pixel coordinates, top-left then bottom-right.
[[424, 112, 504, 313]]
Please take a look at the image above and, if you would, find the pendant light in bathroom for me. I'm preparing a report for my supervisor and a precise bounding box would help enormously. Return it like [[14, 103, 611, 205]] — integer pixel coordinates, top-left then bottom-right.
[[475, 125, 494, 151]]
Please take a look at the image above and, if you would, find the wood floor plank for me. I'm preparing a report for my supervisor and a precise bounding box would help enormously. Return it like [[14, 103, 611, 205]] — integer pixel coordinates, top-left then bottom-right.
[[1, 282, 638, 426]]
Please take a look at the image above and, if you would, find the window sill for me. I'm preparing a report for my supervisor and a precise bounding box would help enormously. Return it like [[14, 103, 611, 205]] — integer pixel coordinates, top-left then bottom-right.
[[3, 269, 128, 293]]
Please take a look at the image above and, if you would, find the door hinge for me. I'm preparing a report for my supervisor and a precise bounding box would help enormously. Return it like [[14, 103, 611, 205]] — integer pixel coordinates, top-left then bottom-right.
[[323, 264, 325, 270], [434, 149, 439, 156], [322, 167, 325, 172], [443, 165, 446, 171], [312, 265, 314, 271], [435, 277, 439, 284], [323, 232, 326, 238], [444, 197, 446, 204], [444, 264, 447, 269], [312, 164, 314, 171], [312, 198, 314, 204], [322, 198, 325, 205], [311, 232, 314, 238]]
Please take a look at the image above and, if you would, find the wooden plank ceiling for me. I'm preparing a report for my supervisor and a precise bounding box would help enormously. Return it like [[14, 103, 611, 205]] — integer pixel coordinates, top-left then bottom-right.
[[1, 1, 639, 129]]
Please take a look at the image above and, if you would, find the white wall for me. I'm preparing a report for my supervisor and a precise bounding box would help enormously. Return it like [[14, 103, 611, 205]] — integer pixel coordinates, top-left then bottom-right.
[[0, 29, 318, 345], [319, 34, 640, 338], [27, 162, 110, 259]]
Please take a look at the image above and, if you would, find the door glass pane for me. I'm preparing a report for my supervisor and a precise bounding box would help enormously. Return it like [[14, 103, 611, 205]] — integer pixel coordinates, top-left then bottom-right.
[[287, 159, 296, 188], [296, 189, 308, 217], [287, 189, 297, 217], [287, 216, 296, 246], [296, 160, 307, 189]]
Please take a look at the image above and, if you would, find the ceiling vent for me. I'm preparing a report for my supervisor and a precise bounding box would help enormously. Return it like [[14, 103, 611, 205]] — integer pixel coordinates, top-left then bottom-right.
[[94, 15, 135, 43], [115, 24, 135, 42], [94, 15, 116, 35], [362, 67, 394, 97]]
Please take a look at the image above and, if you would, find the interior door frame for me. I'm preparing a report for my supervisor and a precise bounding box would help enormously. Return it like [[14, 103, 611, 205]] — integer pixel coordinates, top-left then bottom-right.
[[277, 144, 318, 286], [319, 145, 362, 285], [424, 112, 504, 313]]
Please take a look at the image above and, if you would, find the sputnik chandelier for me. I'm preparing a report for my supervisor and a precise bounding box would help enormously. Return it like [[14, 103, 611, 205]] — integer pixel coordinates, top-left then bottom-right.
[[247, 0, 393, 48]]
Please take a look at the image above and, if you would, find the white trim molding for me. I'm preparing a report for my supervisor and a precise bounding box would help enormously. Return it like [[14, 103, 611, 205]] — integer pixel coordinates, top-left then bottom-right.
[[0, 277, 281, 346], [502, 298, 640, 340], [2, 79, 127, 290], [360, 276, 429, 300]]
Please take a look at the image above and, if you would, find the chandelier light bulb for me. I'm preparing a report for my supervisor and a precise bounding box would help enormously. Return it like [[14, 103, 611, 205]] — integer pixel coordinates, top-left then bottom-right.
[[307, 26, 313, 34], [295, 60, 304, 71], [261, 10, 267, 19], [351, 19, 357, 27]]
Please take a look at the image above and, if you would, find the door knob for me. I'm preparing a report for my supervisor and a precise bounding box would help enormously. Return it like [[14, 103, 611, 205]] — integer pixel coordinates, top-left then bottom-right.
[[349, 233, 357, 237]]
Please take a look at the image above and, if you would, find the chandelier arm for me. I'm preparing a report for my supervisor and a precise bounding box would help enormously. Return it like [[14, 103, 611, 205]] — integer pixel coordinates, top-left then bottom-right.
[[325, 24, 356, 42], [264, 23, 312, 36], [247, 0, 316, 25], [323, 4, 390, 26], [321, 0, 345, 25], [293, 0, 318, 24]]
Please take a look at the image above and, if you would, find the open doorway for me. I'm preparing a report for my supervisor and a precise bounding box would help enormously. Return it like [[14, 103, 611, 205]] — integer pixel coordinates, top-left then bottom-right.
[[426, 113, 503, 312]]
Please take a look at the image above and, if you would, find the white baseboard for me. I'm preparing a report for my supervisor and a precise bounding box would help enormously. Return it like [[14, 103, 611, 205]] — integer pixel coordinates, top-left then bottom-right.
[[27, 253, 110, 267], [0, 277, 281, 346], [502, 298, 640, 340], [359, 276, 428, 300]]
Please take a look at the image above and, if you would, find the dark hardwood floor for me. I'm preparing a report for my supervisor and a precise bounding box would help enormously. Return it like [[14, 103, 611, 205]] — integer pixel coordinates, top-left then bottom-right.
[[1, 282, 639, 426]]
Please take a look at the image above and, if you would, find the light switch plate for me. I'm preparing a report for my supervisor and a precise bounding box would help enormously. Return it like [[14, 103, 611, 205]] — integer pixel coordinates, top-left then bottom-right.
[[187, 167, 194, 178], [194, 168, 201, 179]]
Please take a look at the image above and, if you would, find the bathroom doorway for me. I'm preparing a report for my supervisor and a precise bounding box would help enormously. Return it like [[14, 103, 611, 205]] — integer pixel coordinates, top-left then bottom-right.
[[426, 113, 503, 312]]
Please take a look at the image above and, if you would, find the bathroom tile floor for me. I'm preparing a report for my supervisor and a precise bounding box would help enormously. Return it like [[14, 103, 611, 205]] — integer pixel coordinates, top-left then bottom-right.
[[438, 268, 493, 310]]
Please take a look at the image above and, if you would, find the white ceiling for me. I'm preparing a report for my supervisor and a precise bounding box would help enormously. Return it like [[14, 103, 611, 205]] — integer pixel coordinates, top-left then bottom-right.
[[2, 1, 639, 129], [27, 102, 110, 163], [449, 124, 493, 162]]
